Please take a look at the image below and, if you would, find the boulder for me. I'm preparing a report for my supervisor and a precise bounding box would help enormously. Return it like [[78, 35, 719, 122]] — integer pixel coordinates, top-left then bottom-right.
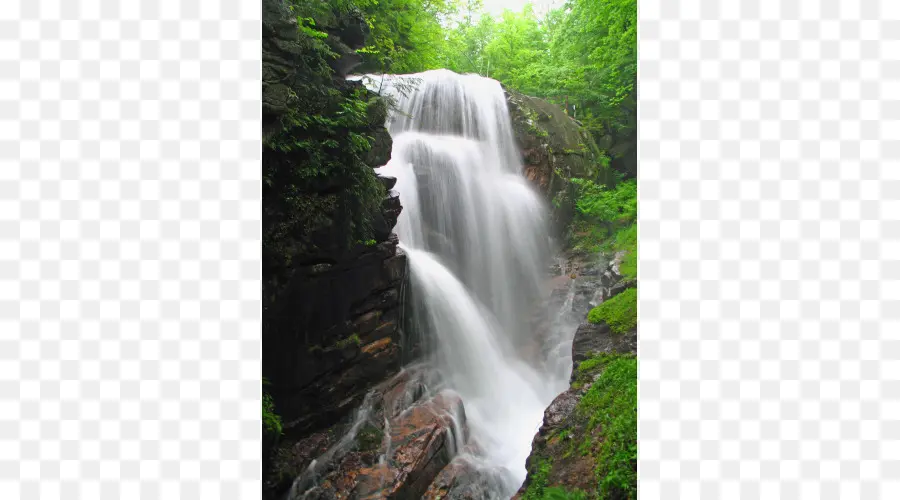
[[505, 88, 617, 236], [351, 390, 466, 499]]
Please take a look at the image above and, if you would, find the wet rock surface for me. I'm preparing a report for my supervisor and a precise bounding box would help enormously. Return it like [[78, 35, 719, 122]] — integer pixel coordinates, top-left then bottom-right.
[[265, 367, 468, 500]]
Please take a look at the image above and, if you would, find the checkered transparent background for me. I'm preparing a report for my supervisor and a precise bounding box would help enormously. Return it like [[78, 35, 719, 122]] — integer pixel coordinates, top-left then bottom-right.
[[640, 0, 900, 498], [0, 1, 261, 499]]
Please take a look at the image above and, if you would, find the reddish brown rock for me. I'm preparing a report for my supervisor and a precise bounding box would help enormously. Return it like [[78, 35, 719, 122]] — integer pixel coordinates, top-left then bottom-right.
[[352, 390, 466, 499], [278, 386, 468, 500]]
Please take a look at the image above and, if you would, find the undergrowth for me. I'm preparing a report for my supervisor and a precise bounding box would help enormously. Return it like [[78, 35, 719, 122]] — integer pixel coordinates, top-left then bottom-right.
[[522, 459, 552, 500], [578, 355, 638, 500]]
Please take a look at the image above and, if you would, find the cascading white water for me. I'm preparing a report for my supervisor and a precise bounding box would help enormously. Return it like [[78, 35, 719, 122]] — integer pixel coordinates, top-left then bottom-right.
[[366, 69, 571, 495]]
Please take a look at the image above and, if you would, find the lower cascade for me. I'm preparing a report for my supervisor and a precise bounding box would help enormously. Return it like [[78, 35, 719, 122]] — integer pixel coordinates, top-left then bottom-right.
[[288, 69, 577, 499]]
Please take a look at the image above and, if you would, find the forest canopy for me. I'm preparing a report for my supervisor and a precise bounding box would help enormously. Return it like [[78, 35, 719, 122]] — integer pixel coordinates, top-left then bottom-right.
[[298, 0, 637, 180]]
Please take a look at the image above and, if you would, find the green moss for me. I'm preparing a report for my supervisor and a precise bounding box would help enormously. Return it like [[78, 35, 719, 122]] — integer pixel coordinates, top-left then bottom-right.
[[577, 356, 607, 374], [577, 355, 637, 500], [356, 424, 384, 452], [335, 334, 361, 349], [587, 288, 637, 334]]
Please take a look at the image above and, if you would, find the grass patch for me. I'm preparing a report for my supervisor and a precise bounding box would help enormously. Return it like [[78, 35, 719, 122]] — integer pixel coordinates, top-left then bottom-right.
[[587, 288, 637, 334], [578, 355, 637, 500]]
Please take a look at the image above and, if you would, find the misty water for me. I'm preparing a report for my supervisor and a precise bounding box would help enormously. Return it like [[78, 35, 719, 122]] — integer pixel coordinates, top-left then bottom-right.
[[374, 69, 574, 496]]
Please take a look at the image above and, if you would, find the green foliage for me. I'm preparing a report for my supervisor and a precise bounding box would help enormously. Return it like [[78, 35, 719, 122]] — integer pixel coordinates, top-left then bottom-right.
[[355, 0, 458, 73], [522, 459, 552, 500], [587, 287, 637, 334], [613, 224, 637, 280], [262, 380, 283, 441], [437, 0, 637, 178], [263, 0, 389, 304], [542, 487, 587, 500], [571, 178, 636, 225], [569, 178, 636, 262], [522, 459, 588, 499], [578, 355, 637, 500]]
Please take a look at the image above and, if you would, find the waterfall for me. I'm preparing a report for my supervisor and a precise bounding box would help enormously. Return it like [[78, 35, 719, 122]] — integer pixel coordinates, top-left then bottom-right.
[[369, 69, 568, 494]]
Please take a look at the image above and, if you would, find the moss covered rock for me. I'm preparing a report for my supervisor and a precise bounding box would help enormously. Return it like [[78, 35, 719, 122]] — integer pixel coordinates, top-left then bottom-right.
[[505, 89, 618, 238]]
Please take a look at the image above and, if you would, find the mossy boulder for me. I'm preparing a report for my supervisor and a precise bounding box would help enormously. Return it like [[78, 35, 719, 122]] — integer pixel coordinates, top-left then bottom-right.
[[505, 89, 617, 238]]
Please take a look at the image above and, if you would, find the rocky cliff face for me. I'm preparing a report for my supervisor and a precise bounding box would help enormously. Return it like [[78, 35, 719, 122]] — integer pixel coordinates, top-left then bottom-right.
[[262, 0, 408, 458], [506, 90, 618, 238]]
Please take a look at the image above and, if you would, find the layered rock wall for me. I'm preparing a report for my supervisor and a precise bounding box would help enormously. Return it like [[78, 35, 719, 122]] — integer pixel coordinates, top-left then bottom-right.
[[262, 0, 408, 440]]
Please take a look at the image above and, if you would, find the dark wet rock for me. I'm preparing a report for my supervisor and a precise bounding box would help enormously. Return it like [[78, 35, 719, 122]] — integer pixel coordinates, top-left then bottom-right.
[[367, 128, 394, 167], [378, 175, 398, 191], [265, 232, 408, 436]]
